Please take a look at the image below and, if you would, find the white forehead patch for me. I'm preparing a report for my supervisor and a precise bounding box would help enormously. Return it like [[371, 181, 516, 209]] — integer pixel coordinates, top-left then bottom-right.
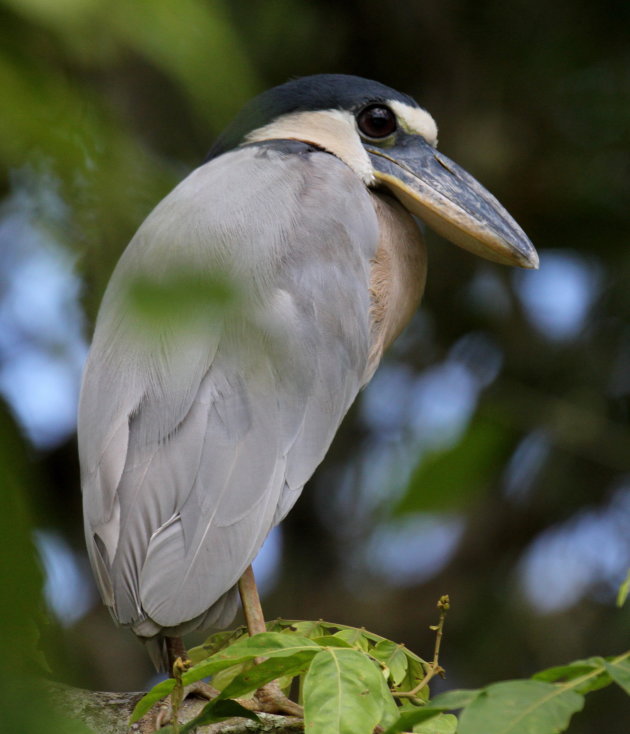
[[389, 100, 438, 146], [244, 109, 374, 184]]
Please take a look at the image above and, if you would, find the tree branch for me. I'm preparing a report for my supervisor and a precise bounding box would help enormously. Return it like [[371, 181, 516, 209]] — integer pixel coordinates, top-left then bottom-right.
[[46, 681, 303, 734]]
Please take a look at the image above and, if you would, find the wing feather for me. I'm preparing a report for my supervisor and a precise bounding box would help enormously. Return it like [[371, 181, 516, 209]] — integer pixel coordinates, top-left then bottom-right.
[[79, 143, 380, 637]]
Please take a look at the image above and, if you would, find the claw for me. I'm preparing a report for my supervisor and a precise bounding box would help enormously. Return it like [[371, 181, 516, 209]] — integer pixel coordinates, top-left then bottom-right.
[[252, 680, 303, 716], [152, 681, 219, 729]]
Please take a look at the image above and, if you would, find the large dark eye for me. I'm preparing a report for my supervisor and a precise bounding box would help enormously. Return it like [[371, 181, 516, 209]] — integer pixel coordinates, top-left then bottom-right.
[[356, 104, 397, 139]]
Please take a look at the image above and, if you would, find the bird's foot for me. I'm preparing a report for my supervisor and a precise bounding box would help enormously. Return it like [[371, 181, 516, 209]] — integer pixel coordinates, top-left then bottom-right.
[[152, 681, 302, 729], [152, 654, 301, 729], [246, 680, 303, 716], [153, 680, 219, 729]]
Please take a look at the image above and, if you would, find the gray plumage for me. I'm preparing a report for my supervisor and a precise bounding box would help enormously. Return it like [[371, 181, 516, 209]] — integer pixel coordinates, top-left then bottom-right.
[[79, 144, 383, 667]]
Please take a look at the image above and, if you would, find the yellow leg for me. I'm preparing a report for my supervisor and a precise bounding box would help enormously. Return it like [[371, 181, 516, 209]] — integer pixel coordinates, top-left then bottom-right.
[[237, 565, 303, 717], [238, 565, 267, 636]]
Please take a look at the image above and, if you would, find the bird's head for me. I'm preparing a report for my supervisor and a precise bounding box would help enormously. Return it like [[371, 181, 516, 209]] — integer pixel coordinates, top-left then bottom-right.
[[207, 74, 538, 269]]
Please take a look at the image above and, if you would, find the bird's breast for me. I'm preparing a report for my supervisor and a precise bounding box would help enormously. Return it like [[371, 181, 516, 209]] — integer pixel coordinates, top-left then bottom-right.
[[366, 192, 427, 376]]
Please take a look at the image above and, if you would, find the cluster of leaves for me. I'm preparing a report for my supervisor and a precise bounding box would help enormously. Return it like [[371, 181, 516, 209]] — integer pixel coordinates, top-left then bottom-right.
[[131, 616, 452, 734], [131, 615, 629, 734]]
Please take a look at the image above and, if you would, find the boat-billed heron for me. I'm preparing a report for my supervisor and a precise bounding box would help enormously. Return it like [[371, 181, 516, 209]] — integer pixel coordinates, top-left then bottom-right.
[[79, 74, 538, 672]]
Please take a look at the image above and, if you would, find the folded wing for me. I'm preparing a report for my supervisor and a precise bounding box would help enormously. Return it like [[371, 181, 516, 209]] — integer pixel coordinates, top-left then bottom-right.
[[79, 143, 380, 640]]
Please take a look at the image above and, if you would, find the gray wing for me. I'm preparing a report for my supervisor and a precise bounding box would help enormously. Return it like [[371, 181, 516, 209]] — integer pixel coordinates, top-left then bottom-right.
[[79, 143, 380, 637]]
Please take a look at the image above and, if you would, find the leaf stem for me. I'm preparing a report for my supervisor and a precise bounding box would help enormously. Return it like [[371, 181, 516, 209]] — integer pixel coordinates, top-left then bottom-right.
[[394, 595, 450, 700]]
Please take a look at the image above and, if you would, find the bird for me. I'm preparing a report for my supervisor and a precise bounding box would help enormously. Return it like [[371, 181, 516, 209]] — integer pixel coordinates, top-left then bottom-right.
[[78, 73, 538, 675]]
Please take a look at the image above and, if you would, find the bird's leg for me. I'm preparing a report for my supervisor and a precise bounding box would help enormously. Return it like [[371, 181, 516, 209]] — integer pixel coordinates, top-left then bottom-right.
[[237, 565, 303, 717], [165, 635, 218, 697], [238, 565, 267, 635], [153, 636, 219, 729], [165, 635, 188, 671]]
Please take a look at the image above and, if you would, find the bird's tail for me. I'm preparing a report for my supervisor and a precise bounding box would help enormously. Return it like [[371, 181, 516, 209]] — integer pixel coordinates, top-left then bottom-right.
[[143, 634, 170, 672]]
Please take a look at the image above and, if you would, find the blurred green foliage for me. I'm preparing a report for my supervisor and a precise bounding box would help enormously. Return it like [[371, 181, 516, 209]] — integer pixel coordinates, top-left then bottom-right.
[[0, 0, 629, 732], [124, 269, 241, 332], [0, 408, 91, 731], [396, 416, 515, 514]]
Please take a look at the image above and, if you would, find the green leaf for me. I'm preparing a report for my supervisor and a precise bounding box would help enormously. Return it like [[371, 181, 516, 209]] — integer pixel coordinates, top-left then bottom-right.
[[129, 678, 176, 723], [617, 569, 630, 607], [573, 672, 612, 695], [374, 662, 400, 729], [179, 699, 259, 733], [181, 656, 273, 689], [382, 706, 445, 734], [532, 657, 611, 694], [414, 713, 458, 733], [303, 648, 384, 734], [532, 657, 610, 695], [210, 662, 248, 693], [372, 640, 409, 686], [277, 619, 402, 648], [319, 621, 388, 645], [457, 680, 584, 734], [603, 656, 630, 694], [333, 627, 370, 650], [220, 651, 316, 700], [279, 620, 326, 638], [533, 662, 599, 683], [399, 656, 429, 698], [188, 627, 247, 663], [183, 632, 320, 686], [219, 631, 321, 657], [430, 689, 481, 710], [312, 635, 355, 648]]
